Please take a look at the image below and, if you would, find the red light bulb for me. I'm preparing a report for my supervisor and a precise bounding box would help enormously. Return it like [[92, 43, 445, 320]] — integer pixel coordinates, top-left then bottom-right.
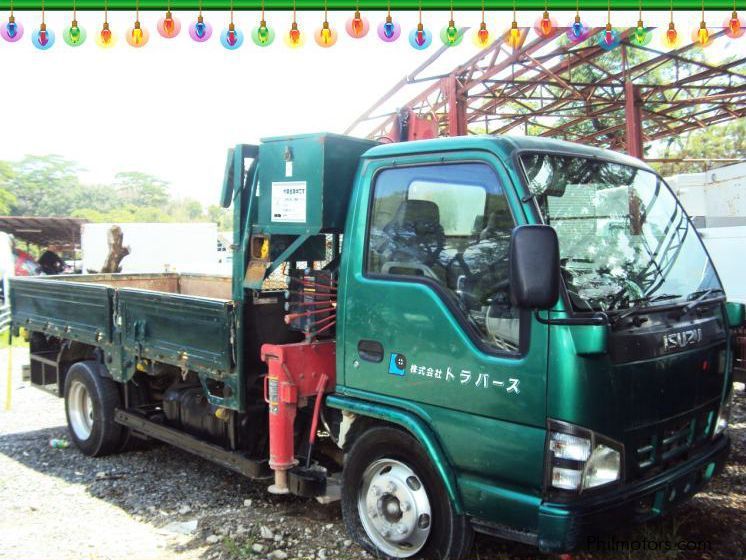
[[415, 22, 425, 46], [604, 23, 612, 45], [351, 11, 364, 36], [666, 22, 678, 46], [539, 11, 552, 36], [289, 22, 300, 44], [730, 15, 741, 35], [477, 22, 489, 46]]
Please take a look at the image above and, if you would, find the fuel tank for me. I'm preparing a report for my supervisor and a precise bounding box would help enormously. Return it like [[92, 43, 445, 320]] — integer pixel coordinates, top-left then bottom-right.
[[163, 384, 231, 446]]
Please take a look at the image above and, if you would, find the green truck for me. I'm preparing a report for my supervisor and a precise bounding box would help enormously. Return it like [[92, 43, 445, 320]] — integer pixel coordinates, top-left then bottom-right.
[[10, 133, 743, 559]]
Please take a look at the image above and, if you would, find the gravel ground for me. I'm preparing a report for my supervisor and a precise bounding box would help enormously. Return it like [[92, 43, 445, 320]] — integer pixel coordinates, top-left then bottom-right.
[[1, 347, 744, 560]]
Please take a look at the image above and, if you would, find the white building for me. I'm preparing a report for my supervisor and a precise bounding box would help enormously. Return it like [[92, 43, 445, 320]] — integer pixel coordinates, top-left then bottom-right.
[[667, 162, 746, 303]]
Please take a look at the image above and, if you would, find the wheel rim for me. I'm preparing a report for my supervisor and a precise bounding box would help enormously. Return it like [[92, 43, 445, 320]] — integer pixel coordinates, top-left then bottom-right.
[[357, 459, 432, 558], [68, 379, 94, 440]]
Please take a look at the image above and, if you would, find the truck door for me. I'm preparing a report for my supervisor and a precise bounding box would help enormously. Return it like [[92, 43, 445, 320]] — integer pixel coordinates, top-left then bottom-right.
[[339, 151, 549, 492]]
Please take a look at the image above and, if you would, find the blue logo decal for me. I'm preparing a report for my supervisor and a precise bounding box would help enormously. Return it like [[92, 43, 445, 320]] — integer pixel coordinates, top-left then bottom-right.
[[388, 353, 407, 376]]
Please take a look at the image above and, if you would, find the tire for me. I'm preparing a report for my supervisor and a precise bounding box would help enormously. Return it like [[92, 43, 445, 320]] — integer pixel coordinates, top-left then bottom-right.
[[64, 360, 124, 457], [341, 426, 473, 560]]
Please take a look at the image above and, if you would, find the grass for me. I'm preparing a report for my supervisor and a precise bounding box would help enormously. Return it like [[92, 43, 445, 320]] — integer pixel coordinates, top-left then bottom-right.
[[222, 531, 265, 560]]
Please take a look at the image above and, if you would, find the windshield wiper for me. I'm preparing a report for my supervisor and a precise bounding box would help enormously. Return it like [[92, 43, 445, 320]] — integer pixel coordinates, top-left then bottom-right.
[[609, 293, 682, 325], [631, 293, 681, 305], [680, 288, 724, 316]]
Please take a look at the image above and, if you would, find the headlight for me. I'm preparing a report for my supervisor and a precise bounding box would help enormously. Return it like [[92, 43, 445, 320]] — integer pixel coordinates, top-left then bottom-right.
[[583, 444, 621, 489], [547, 421, 623, 494]]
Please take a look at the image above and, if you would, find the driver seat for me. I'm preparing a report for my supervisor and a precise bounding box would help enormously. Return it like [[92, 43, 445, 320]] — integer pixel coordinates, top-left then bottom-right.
[[382, 200, 446, 267]]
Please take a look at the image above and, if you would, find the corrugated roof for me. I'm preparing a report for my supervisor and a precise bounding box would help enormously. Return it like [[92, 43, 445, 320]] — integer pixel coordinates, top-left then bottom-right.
[[0, 216, 88, 247]]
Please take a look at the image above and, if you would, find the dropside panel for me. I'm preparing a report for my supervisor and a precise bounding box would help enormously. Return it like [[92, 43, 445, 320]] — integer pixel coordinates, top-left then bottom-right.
[[10, 277, 112, 345], [117, 289, 241, 409]]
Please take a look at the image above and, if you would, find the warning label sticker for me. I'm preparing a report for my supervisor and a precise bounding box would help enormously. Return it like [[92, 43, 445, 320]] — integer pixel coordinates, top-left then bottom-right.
[[271, 181, 307, 223]]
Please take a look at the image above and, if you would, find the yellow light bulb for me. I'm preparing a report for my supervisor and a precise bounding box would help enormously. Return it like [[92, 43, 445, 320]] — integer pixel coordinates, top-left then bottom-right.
[[692, 21, 711, 47], [314, 20, 337, 47], [507, 21, 523, 50], [126, 20, 149, 48]]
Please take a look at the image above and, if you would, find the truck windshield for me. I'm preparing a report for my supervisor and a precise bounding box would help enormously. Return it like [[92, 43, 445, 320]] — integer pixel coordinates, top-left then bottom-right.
[[520, 153, 722, 312]]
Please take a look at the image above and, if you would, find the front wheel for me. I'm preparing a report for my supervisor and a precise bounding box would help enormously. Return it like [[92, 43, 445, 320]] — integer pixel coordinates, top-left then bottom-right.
[[341, 426, 473, 559], [64, 361, 124, 457]]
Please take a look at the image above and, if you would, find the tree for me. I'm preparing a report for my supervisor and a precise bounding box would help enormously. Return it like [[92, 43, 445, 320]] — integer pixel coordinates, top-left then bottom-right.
[[0, 155, 234, 231], [113, 171, 170, 208], [0, 162, 17, 214], [207, 204, 233, 230], [6, 155, 84, 216], [650, 119, 746, 176]]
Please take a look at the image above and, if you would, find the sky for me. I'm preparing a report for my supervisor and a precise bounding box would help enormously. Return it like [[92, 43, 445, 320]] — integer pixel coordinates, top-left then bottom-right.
[[0, 9, 741, 207]]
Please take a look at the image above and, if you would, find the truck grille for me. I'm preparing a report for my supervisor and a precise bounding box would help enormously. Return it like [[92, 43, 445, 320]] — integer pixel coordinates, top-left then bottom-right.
[[628, 406, 716, 481]]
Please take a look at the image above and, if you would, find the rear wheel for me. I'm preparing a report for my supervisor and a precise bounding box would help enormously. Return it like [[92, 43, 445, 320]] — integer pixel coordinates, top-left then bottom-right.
[[341, 426, 473, 559], [64, 361, 124, 457]]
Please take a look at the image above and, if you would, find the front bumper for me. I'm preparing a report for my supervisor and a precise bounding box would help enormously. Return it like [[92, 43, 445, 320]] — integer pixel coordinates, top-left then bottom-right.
[[537, 434, 730, 553]]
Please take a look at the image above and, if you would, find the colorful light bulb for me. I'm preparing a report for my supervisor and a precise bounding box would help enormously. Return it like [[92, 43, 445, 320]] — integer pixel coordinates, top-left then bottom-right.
[[507, 20, 524, 50], [725, 11, 745, 38], [377, 15, 401, 42], [32, 22, 55, 50], [474, 21, 490, 48], [314, 20, 337, 47], [534, 10, 555, 37], [408, 22, 432, 50], [157, 10, 181, 38], [440, 19, 462, 46], [95, 21, 116, 47], [598, 23, 620, 51], [251, 20, 275, 46], [346, 9, 369, 38], [1, 15, 23, 42], [284, 21, 303, 48], [126, 20, 149, 47], [63, 19, 87, 46], [220, 22, 244, 49], [693, 20, 711, 47], [189, 15, 213, 42], [566, 15, 589, 44], [663, 22, 679, 48], [630, 19, 651, 46]]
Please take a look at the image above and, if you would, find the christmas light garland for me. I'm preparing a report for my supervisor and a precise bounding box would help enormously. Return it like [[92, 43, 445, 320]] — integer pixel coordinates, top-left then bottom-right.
[[1, 2, 743, 51]]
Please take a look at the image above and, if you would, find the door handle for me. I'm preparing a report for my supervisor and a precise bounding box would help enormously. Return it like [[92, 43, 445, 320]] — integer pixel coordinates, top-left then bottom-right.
[[357, 339, 384, 363]]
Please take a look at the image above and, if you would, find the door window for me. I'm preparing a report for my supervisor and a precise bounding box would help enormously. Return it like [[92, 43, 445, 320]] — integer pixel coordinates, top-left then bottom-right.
[[366, 162, 520, 353]]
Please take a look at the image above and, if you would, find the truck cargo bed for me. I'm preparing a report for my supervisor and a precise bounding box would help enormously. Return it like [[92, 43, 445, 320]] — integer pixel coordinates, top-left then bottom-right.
[[10, 273, 237, 393], [54, 272, 232, 300]]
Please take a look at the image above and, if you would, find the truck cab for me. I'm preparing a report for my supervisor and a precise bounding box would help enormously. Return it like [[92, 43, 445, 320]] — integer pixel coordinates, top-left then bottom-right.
[[12, 133, 742, 559]]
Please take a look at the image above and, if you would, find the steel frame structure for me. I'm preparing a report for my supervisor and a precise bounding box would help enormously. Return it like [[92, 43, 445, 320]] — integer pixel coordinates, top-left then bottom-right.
[[346, 27, 746, 158]]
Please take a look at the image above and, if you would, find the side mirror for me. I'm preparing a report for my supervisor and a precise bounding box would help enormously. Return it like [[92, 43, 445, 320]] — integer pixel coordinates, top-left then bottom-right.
[[509, 225, 560, 309]]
